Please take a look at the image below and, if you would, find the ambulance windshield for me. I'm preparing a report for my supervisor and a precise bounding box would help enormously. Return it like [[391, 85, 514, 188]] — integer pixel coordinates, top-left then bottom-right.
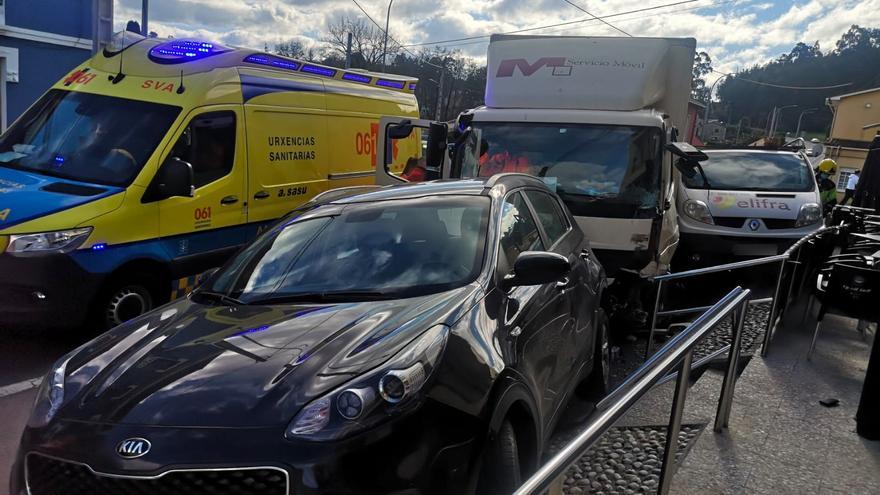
[[458, 122, 663, 218], [0, 89, 181, 187]]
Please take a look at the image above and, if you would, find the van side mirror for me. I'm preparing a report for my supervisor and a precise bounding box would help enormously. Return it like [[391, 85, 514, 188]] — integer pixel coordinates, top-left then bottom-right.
[[157, 157, 195, 199], [425, 122, 448, 170], [502, 251, 570, 291]]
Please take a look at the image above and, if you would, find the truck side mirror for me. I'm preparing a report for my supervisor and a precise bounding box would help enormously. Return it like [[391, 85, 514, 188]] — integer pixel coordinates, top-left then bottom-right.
[[666, 142, 707, 178], [425, 122, 448, 171], [387, 121, 413, 139], [157, 157, 195, 199]]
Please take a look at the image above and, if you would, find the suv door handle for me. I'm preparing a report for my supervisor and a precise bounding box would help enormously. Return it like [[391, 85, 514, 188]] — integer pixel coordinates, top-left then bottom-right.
[[220, 195, 239, 205], [253, 191, 270, 200]]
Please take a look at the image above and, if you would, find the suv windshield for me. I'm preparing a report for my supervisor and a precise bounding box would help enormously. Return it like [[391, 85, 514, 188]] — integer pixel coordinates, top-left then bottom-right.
[[0, 89, 181, 186], [458, 123, 663, 218], [204, 196, 490, 303], [684, 151, 814, 192]]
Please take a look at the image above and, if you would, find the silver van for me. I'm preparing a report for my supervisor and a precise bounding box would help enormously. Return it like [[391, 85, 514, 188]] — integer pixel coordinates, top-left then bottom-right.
[[676, 149, 822, 264]]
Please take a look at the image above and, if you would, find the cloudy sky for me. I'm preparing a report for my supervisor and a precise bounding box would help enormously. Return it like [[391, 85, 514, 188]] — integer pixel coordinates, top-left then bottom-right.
[[114, 0, 880, 85]]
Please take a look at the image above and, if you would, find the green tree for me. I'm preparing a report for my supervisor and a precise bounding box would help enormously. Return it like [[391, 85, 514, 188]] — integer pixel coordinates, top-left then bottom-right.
[[691, 51, 713, 103]]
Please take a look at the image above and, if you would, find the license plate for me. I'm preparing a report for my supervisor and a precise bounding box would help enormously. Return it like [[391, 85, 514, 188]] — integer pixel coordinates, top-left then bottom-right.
[[732, 244, 777, 256]]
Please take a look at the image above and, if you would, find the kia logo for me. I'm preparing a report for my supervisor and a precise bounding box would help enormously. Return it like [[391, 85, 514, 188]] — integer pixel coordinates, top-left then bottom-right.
[[116, 438, 151, 459]]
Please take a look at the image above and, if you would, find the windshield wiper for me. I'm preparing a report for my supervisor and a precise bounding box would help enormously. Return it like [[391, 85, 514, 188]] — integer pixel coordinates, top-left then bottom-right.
[[246, 290, 394, 305], [194, 290, 247, 306]]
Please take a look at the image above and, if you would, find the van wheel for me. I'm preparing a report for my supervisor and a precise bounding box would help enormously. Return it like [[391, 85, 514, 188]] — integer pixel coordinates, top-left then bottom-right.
[[476, 420, 521, 495], [93, 278, 158, 330], [581, 309, 611, 398]]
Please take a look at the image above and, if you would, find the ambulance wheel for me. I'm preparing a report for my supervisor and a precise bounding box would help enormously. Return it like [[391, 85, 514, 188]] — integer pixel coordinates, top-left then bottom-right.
[[92, 276, 161, 330]]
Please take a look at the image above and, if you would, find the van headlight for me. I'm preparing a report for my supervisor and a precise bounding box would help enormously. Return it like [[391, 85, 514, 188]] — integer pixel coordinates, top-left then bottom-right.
[[286, 325, 448, 441], [27, 353, 74, 428], [796, 203, 822, 227], [683, 200, 714, 225], [7, 227, 92, 255]]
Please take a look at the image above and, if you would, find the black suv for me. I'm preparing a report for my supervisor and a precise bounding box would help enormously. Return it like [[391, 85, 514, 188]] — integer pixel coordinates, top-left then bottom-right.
[[13, 174, 609, 495]]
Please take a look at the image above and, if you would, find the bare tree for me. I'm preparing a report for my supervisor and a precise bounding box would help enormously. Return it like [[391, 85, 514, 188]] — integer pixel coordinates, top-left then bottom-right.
[[275, 39, 306, 59], [322, 17, 399, 68]]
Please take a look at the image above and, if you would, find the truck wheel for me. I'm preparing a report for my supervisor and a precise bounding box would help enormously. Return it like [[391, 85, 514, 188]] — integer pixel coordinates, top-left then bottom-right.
[[93, 277, 158, 330], [476, 420, 522, 495], [581, 309, 611, 398]]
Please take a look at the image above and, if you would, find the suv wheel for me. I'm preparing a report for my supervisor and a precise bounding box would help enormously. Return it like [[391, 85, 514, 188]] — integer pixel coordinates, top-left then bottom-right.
[[477, 420, 522, 495], [582, 309, 611, 398]]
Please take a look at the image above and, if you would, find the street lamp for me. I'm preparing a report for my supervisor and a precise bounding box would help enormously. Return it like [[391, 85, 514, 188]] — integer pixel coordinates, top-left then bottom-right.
[[382, 0, 394, 72], [769, 104, 797, 139], [795, 108, 817, 138], [702, 74, 728, 131]]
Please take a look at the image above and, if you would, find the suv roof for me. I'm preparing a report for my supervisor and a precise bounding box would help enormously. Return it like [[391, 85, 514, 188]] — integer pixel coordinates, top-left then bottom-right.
[[330, 174, 550, 205]]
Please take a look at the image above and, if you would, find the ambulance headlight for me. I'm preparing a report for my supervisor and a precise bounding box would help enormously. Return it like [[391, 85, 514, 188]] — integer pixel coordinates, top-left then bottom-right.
[[683, 200, 714, 225], [7, 227, 92, 255], [796, 203, 822, 227]]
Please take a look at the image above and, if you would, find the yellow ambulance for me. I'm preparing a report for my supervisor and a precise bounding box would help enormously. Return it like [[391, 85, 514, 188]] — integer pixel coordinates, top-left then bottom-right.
[[0, 32, 420, 330]]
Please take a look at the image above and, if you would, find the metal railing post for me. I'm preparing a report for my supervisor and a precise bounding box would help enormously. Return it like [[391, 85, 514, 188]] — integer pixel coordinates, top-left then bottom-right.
[[714, 299, 749, 431], [658, 349, 693, 495], [646, 279, 664, 359], [785, 247, 803, 309], [761, 258, 787, 357]]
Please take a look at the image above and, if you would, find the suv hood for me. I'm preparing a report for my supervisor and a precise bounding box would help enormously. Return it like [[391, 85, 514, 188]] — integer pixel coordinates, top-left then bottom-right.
[[0, 167, 122, 231], [59, 288, 473, 427]]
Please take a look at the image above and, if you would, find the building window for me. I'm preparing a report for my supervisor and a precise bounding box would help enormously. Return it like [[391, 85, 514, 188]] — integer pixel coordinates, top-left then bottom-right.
[[837, 168, 856, 192]]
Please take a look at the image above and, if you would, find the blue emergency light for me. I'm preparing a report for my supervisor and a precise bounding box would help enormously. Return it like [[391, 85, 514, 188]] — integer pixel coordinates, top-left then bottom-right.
[[149, 39, 229, 64], [243, 54, 300, 71], [342, 73, 372, 84], [301, 64, 337, 77], [376, 79, 405, 89]]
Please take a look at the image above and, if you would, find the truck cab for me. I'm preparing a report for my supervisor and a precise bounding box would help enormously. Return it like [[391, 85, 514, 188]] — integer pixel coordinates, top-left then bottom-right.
[[376, 34, 695, 278]]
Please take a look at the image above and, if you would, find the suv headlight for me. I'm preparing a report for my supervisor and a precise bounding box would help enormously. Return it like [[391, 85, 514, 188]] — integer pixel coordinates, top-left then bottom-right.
[[796, 203, 822, 227], [27, 352, 75, 428], [286, 325, 449, 441], [7, 227, 92, 255], [683, 199, 713, 225]]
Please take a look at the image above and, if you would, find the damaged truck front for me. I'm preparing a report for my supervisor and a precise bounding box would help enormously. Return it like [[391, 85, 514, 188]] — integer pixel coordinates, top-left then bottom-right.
[[375, 34, 696, 328]]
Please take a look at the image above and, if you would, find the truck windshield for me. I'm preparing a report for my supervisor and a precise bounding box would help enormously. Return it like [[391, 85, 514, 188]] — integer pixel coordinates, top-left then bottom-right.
[[203, 196, 490, 303], [0, 89, 181, 187], [459, 123, 663, 218], [683, 152, 815, 192]]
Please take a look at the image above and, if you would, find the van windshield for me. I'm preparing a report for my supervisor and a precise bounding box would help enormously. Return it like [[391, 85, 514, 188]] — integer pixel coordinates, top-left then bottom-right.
[[458, 123, 663, 219], [684, 152, 814, 192], [0, 89, 181, 186]]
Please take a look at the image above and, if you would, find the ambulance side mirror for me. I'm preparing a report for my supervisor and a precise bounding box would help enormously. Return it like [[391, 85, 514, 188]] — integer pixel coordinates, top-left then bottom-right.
[[155, 157, 195, 199]]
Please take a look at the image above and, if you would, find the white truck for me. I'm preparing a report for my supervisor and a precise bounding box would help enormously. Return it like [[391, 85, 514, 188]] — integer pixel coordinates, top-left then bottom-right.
[[375, 34, 697, 326]]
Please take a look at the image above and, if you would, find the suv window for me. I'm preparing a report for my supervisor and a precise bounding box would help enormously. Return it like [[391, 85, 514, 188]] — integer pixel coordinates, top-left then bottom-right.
[[499, 192, 544, 270], [526, 190, 569, 246], [171, 111, 236, 188]]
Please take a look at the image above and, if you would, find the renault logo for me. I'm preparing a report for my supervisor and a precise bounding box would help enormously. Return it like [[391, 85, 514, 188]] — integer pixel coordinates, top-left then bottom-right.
[[748, 219, 761, 231], [116, 438, 151, 459]]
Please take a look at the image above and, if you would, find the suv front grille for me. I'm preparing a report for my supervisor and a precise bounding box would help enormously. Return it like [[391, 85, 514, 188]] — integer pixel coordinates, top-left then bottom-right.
[[26, 454, 288, 495]]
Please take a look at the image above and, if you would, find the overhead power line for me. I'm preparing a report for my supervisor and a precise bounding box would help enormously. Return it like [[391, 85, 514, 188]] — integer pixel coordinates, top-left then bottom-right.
[[711, 69, 854, 90], [401, 0, 701, 48], [349, 0, 444, 68], [561, 0, 632, 37]]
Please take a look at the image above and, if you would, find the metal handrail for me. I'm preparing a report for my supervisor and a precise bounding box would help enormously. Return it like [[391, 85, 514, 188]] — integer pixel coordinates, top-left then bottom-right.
[[514, 287, 751, 495], [646, 225, 842, 359]]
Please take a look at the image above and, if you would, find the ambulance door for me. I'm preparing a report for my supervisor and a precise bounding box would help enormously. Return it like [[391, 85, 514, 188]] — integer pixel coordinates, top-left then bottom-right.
[[375, 116, 434, 185], [155, 106, 247, 273], [245, 107, 328, 224]]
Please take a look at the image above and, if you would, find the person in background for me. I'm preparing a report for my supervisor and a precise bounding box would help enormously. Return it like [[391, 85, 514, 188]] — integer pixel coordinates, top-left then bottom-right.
[[842, 169, 860, 205], [815, 158, 838, 212], [401, 156, 426, 182]]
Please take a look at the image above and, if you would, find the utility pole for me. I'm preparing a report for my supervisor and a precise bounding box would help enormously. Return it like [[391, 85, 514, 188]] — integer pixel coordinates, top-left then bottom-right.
[[769, 105, 797, 139], [345, 32, 352, 69], [435, 67, 445, 121], [141, 0, 149, 37], [382, 0, 394, 72]]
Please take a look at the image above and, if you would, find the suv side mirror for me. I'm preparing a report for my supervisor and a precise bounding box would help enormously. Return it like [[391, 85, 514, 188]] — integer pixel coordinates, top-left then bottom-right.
[[502, 251, 570, 290], [157, 157, 195, 199]]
